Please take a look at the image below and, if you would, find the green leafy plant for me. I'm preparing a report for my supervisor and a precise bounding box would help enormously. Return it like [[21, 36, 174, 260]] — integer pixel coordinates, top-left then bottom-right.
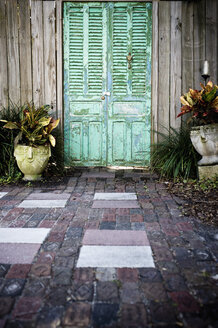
[[0, 103, 59, 147], [44, 126, 65, 176], [0, 103, 22, 180], [150, 125, 201, 180], [197, 176, 218, 192], [177, 81, 218, 125]]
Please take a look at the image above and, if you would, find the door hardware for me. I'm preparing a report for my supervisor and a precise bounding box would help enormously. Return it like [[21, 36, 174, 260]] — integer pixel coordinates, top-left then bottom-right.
[[127, 52, 133, 69]]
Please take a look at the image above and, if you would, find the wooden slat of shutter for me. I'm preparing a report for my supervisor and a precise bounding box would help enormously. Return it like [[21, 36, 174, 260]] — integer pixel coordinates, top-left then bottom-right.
[[88, 7, 103, 95], [68, 7, 84, 95], [112, 6, 128, 96], [132, 6, 147, 96]]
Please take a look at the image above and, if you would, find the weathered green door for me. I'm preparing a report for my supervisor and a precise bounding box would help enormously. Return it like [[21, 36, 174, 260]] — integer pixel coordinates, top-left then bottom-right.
[[64, 2, 152, 166]]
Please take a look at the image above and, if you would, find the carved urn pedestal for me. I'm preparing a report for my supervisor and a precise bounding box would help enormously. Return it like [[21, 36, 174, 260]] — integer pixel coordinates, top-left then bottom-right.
[[190, 124, 218, 179], [14, 145, 51, 181]]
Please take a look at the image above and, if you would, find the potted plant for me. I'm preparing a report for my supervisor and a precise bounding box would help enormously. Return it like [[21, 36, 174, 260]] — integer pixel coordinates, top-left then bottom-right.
[[177, 81, 218, 165], [0, 103, 59, 180]]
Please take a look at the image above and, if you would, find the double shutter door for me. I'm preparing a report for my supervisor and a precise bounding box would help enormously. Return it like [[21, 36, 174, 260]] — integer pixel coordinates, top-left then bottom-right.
[[64, 2, 152, 166]]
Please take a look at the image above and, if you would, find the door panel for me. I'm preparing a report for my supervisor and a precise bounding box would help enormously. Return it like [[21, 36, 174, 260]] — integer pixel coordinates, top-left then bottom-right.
[[108, 2, 151, 166], [64, 3, 107, 166], [64, 2, 152, 166], [112, 121, 126, 161]]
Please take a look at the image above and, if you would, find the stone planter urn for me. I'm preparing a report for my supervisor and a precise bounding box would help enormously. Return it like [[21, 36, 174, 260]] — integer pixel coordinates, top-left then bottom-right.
[[14, 145, 51, 181], [190, 123, 218, 165]]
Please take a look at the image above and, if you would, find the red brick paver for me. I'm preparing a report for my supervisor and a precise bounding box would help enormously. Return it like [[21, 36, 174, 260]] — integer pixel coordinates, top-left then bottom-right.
[[0, 169, 217, 328]]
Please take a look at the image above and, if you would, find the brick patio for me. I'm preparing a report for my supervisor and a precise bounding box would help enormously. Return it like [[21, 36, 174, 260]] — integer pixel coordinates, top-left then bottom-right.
[[0, 169, 217, 327]]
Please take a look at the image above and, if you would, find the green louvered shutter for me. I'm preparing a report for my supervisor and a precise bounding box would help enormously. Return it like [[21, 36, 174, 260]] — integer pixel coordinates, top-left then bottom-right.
[[132, 6, 148, 95], [64, 3, 107, 166], [64, 2, 152, 166], [108, 2, 151, 165]]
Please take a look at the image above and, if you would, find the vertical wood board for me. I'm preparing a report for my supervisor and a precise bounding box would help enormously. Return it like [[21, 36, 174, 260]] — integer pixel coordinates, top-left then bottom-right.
[[0, 0, 8, 107], [206, 0, 217, 83], [18, 0, 32, 103], [43, 1, 56, 112], [158, 1, 170, 133], [56, 0, 63, 125], [31, 0, 44, 106], [182, 1, 194, 93], [6, 0, 20, 104], [193, 0, 205, 88], [170, 1, 182, 129]]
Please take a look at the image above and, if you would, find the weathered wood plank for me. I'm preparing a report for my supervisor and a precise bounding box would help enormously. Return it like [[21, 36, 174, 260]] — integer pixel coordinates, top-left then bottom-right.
[[43, 1, 56, 112], [193, 0, 205, 88], [158, 1, 170, 133], [6, 0, 20, 104], [0, 0, 8, 108], [56, 0, 63, 127], [206, 0, 217, 83], [182, 1, 194, 93], [151, 1, 158, 143], [31, 0, 44, 106], [170, 1, 182, 129], [18, 0, 32, 103]]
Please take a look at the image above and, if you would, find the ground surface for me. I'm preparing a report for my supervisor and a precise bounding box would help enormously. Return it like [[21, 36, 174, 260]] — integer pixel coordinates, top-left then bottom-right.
[[167, 180, 218, 226], [0, 168, 217, 328]]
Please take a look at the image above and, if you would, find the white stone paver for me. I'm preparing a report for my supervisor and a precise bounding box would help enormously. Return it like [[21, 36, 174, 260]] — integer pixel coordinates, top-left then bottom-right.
[[94, 193, 137, 201], [26, 193, 70, 200], [92, 200, 140, 209], [0, 228, 50, 243], [76, 246, 155, 268], [0, 192, 8, 199], [18, 199, 67, 208]]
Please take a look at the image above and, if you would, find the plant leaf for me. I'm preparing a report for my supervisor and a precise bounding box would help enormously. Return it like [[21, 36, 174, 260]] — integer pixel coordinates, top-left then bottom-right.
[[211, 96, 218, 109], [207, 80, 213, 88], [47, 119, 60, 133], [180, 96, 190, 106], [186, 92, 195, 106], [38, 117, 51, 126], [48, 134, 56, 147], [3, 122, 19, 129], [202, 86, 217, 102]]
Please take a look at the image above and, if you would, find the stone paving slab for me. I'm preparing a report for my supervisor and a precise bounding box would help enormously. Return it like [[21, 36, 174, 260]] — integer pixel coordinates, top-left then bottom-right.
[[94, 193, 137, 201], [0, 244, 41, 264], [83, 230, 150, 246], [76, 246, 155, 268], [123, 172, 150, 178], [0, 228, 50, 243], [81, 172, 115, 178], [92, 200, 140, 208], [18, 200, 67, 208], [26, 193, 71, 200], [0, 192, 8, 199]]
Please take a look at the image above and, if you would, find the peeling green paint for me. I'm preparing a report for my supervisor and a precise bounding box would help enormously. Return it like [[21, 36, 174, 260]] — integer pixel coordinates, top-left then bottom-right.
[[64, 2, 152, 166]]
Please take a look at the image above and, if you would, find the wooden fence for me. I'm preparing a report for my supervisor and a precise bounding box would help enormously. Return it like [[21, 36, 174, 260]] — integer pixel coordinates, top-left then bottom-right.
[[152, 0, 218, 137], [0, 0, 217, 137], [0, 0, 62, 123]]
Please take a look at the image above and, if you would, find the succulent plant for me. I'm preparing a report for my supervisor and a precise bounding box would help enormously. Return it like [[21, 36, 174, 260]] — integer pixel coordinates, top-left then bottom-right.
[[0, 103, 59, 147], [177, 81, 218, 125]]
